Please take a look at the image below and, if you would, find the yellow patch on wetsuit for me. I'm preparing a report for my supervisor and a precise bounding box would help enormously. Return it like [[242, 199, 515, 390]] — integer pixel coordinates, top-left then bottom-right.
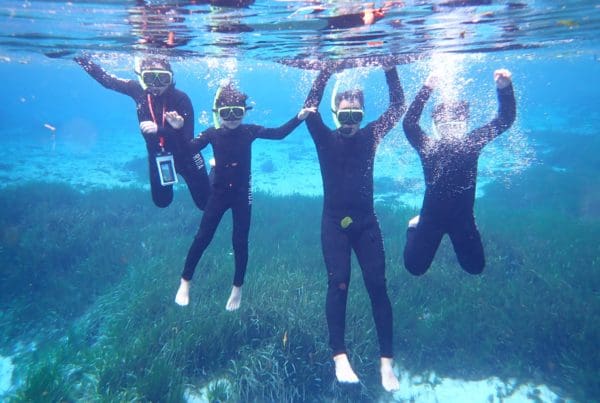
[[340, 216, 353, 229]]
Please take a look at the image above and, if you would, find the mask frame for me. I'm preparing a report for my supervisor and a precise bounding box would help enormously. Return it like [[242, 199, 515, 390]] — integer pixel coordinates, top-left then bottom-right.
[[139, 69, 173, 90], [336, 109, 364, 125]]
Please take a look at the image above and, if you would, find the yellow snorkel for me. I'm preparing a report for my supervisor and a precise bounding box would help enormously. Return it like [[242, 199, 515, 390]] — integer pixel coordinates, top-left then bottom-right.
[[134, 56, 149, 90], [212, 85, 224, 129]]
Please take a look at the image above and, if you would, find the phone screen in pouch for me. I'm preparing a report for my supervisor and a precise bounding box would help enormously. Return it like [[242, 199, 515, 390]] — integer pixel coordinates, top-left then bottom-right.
[[160, 160, 175, 183], [156, 154, 178, 186]]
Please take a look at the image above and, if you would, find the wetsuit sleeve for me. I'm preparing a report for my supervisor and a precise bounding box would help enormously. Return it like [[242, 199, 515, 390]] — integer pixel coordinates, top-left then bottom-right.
[[189, 129, 212, 153], [157, 92, 194, 141], [304, 69, 333, 142], [468, 84, 517, 150], [305, 111, 331, 144], [74, 56, 138, 97], [304, 69, 332, 109], [367, 67, 406, 140], [402, 85, 432, 153], [252, 116, 302, 140]]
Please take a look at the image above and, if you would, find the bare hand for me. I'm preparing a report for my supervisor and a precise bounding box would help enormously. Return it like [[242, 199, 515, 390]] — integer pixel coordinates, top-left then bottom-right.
[[140, 121, 158, 134], [425, 72, 440, 90], [165, 111, 184, 129], [494, 68, 512, 89], [297, 107, 316, 121]]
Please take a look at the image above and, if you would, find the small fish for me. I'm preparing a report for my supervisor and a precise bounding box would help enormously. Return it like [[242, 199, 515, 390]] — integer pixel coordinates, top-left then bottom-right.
[[282, 331, 288, 348], [44, 123, 56, 132]]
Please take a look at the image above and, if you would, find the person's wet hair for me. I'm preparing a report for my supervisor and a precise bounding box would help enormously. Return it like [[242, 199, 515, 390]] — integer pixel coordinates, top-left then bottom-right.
[[140, 57, 172, 72], [335, 89, 364, 110], [432, 101, 469, 123], [216, 83, 248, 108]]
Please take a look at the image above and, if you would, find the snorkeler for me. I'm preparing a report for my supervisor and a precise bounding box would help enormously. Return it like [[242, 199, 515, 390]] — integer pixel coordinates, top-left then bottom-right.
[[303, 64, 405, 391], [174, 83, 313, 310], [402, 69, 516, 276], [74, 55, 210, 210]]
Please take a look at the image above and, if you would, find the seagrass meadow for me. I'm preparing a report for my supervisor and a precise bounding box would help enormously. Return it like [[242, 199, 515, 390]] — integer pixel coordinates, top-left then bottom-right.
[[0, 129, 598, 402], [1, 0, 600, 400]]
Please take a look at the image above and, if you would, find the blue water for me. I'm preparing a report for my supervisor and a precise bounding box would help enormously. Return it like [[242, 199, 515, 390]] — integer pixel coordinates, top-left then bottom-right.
[[0, 1, 599, 401]]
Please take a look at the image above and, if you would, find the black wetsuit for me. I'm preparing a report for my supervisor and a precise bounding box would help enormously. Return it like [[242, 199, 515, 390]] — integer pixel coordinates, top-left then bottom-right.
[[304, 68, 405, 358], [182, 118, 302, 286], [402, 83, 516, 275], [75, 58, 210, 209]]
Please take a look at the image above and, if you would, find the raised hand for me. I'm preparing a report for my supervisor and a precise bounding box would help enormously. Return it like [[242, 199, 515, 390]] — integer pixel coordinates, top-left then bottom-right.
[[494, 68, 512, 89], [424, 72, 440, 90], [165, 111, 184, 129], [297, 107, 317, 120], [140, 121, 158, 134]]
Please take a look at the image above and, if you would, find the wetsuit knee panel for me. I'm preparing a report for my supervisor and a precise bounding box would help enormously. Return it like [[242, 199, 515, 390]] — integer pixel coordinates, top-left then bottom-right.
[[403, 255, 430, 276], [460, 256, 485, 275], [327, 272, 350, 292]]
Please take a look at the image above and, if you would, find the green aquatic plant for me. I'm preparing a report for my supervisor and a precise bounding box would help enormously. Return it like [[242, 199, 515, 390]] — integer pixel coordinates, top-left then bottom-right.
[[3, 172, 599, 401], [9, 342, 80, 403], [0, 183, 158, 345], [205, 378, 233, 402], [10, 362, 70, 403]]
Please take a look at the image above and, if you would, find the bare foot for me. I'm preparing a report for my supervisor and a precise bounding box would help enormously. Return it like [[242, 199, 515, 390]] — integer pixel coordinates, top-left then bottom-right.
[[408, 215, 420, 228], [225, 286, 242, 311], [380, 357, 400, 392], [333, 354, 359, 384], [175, 278, 190, 306]]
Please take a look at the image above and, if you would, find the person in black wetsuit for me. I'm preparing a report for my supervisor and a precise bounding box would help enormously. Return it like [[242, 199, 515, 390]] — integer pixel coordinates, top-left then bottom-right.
[[174, 83, 313, 310], [74, 55, 210, 210], [402, 69, 516, 276], [303, 64, 405, 391]]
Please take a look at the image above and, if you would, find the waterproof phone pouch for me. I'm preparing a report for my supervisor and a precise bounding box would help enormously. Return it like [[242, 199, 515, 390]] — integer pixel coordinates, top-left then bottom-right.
[[155, 153, 178, 186]]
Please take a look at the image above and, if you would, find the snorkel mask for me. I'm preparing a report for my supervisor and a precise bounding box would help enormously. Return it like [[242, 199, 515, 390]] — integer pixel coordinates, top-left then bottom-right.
[[135, 57, 173, 95], [212, 83, 251, 129], [331, 80, 364, 137]]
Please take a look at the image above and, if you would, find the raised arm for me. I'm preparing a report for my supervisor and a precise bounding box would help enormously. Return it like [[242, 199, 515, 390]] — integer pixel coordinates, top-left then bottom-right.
[[252, 115, 303, 140], [74, 55, 138, 97], [304, 69, 334, 140], [469, 69, 516, 149], [402, 76, 435, 152], [189, 129, 212, 153], [368, 66, 406, 140]]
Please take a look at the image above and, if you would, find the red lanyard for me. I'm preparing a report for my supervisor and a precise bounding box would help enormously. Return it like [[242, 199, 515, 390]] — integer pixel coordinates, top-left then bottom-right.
[[147, 94, 166, 148]]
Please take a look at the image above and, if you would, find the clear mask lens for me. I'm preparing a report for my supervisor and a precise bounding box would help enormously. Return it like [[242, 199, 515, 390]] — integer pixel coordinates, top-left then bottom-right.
[[141, 70, 172, 88], [336, 109, 364, 125], [217, 106, 245, 121]]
